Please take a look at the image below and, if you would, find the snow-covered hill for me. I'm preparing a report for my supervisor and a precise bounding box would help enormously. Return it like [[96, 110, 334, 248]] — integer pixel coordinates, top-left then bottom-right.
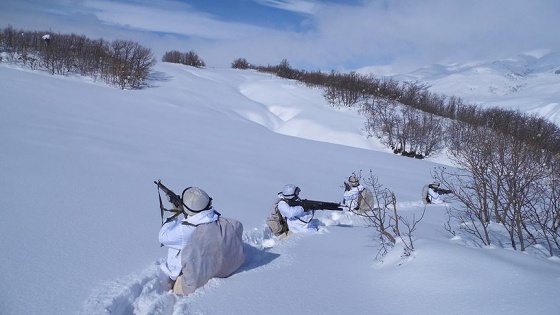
[[377, 50, 560, 126], [1, 62, 558, 315]]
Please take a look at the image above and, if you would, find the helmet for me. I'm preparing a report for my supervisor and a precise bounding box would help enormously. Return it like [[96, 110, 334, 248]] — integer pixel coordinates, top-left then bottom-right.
[[431, 182, 440, 187], [348, 175, 359, 187], [281, 184, 300, 199], [182, 187, 212, 216]]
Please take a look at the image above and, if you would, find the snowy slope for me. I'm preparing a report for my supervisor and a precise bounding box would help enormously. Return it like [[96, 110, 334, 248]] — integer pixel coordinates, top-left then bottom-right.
[[381, 50, 560, 126], [0, 63, 559, 315]]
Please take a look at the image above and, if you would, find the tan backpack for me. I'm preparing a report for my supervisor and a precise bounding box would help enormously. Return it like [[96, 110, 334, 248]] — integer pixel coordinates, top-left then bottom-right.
[[180, 217, 245, 295], [357, 188, 374, 213], [266, 199, 289, 236]]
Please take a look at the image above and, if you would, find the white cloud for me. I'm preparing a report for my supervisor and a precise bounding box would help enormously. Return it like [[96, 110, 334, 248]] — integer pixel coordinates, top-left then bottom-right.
[[252, 0, 320, 15], [1, 0, 559, 72], [83, 0, 268, 40]]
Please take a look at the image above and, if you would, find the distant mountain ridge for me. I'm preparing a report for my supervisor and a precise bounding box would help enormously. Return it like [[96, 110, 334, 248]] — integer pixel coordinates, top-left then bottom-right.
[[388, 51, 560, 126]]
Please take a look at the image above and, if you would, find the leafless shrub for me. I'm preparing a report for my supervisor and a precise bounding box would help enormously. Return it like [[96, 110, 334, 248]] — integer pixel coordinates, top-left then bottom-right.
[[1, 26, 156, 89], [231, 58, 251, 69], [362, 99, 446, 157], [350, 170, 426, 259], [323, 71, 369, 107], [162, 50, 205, 68], [436, 121, 559, 255]]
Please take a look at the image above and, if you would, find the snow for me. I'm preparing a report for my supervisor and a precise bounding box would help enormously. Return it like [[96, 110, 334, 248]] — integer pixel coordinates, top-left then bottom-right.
[[387, 51, 560, 126], [0, 62, 559, 315]]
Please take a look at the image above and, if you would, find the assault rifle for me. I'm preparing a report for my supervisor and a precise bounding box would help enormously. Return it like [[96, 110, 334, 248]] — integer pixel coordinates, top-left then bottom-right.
[[300, 199, 344, 211], [430, 185, 453, 195], [154, 180, 184, 225], [435, 188, 453, 195]]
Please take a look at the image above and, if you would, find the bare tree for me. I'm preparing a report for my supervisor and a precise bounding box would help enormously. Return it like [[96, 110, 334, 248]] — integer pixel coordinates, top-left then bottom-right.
[[109, 40, 155, 89], [162, 50, 183, 63], [231, 58, 251, 69], [362, 99, 397, 148], [184, 50, 205, 68], [128, 44, 156, 88], [363, 99, 445, 157], [350, 170, 425, 259], [1, 27, 156, 89], [162, 50, 205, 68], [434, 165, 493, 246], [526, 171, 560, 256], [441, 120, 556, 252], [323, 71, 369, 107], [416, 111, 446, 156]]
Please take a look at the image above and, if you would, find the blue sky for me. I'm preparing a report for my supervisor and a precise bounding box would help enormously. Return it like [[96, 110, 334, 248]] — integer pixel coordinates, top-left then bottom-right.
[[2, 0, 560, 74]]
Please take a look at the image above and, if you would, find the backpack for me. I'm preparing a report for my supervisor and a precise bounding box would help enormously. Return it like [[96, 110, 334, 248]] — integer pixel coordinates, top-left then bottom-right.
[[357, 188, 374, 213], [421, 184, 430, 204], [266, 199, 289, 236], [180, 217, 245, 295]]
